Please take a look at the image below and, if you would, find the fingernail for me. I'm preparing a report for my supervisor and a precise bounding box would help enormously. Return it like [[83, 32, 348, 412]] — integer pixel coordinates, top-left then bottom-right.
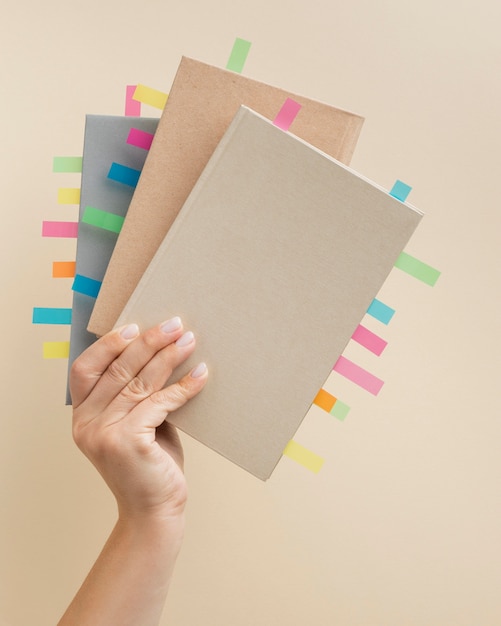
[[176, 331, 194, 347], [120, 323, 139, 340], [190, 362, 207, 378], [160, 316, 182, 333]]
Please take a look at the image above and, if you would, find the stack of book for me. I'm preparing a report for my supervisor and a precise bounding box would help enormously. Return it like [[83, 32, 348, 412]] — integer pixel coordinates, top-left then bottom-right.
[[68, 56, 423, 480]]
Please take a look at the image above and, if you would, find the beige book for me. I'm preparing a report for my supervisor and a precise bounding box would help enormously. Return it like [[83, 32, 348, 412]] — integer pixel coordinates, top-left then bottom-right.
[[115, 106, 423, 480], [88, 56, 364, 336]]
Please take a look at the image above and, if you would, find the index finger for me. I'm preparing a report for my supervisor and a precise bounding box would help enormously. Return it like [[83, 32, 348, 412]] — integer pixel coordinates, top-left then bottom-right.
[[69, 323, 140, 408]]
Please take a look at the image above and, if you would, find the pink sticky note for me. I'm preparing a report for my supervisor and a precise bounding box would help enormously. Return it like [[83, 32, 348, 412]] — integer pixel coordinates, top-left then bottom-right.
[[273, 98, 302, 131], [125, 85, 141, 117], [126, 127, 154, 150], [351, 324, 388, 356], [42, 221, 78, 238], [333, 356, 384, 395]]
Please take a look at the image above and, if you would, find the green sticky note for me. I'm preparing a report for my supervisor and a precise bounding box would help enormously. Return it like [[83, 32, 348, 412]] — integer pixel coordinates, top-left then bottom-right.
[[82, 206, 124, 234], [330, 399, 350, 421], [226, 38, 252, 73], [394, 251, 441, 286], [53, 156, 83, 173]]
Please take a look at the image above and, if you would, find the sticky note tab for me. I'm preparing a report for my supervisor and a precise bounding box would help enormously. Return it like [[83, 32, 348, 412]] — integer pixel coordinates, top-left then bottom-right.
[[313, 388, 336, 413], [330, 399, 350, 421], [52, 261, 76, 278], [107, 162, 141, 187], [72, 274, 102, 298], [133, 84, 168, 110], [57, 188, 81, 204], [273, 98, 302, 131], [226, 37, 252, 73], [333, 356, 384, 396], [82, 206, 124, 234], [53, 157, 82, 173], [313, 389, 350, 421], [42, 221, 78, 238], [283, 440, 324, 474], [394, 251, 441, 286], [126, 127, 154, 151], [33, 307, 72, 325], [389, 180, 412, 202], [43, 341, 70, 359], [351, 324, 388, 356], [367, 298, 395, 325], [125, 85, 141, 116]]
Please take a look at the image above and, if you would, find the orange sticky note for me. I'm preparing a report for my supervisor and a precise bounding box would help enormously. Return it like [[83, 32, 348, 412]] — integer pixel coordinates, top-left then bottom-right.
[[52, 261, 76, 278], [313, 388, 336, 412]]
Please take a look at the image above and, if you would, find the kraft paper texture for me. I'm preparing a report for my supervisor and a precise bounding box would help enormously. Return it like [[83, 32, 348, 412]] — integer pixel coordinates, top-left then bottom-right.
[[88, 56, 365, 336]]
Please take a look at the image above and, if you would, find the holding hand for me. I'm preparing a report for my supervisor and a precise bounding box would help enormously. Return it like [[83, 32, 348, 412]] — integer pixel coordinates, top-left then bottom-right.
[[59, 318, 208, 626], [70, 316, 208, 520]]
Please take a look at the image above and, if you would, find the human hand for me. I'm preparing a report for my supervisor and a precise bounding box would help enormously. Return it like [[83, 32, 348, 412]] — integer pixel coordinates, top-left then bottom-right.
[[69, 317, 208, 523]]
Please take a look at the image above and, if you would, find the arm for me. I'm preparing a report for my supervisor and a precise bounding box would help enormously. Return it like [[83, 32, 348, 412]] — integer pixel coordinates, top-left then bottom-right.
[[58, 317, 208, 626]]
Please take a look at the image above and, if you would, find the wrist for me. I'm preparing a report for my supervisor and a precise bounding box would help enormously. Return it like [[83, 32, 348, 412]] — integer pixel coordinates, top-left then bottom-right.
[[117, 504, 186, 536], [113, 468, 188, 528], [115, 509, 186, 567]]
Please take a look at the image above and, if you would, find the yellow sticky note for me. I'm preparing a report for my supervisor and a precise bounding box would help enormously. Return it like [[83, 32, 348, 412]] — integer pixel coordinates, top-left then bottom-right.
[[283, 440, 324, 473], [57, 188, 81, 204], [43, 341, 70, 359], [133, 84, 168, 110]]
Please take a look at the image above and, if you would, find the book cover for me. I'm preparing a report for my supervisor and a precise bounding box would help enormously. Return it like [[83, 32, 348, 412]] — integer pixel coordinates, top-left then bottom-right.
[[66, 115, 158, 402], [115, 106, 423, 480], [88, 56, 365, 336]]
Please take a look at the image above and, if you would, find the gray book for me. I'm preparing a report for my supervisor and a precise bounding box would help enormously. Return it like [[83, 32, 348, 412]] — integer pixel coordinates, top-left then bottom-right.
[[66, 115, 158, 403]]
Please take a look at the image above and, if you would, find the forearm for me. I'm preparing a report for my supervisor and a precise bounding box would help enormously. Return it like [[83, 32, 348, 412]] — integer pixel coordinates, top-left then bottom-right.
[[58, 513, 185, 626], [63, 319, 207, 624]]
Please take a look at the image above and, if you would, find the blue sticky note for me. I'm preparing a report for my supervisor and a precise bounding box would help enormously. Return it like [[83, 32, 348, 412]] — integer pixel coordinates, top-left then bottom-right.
[[389, 180, 412, 202], [107, 162, 141, 187], [32, 307, 72, 325], [366, 298, 395, 325], [72, 274, 102, 298]]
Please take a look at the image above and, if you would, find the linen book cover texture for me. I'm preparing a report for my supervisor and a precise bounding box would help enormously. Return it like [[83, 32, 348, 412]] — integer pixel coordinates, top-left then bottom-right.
[[88, 56, 365, 336], [116, 106, 423, 480]]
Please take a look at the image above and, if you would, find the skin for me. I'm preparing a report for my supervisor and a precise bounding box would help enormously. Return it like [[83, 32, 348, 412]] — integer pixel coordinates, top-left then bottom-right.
[[58, 316, 208, 626]]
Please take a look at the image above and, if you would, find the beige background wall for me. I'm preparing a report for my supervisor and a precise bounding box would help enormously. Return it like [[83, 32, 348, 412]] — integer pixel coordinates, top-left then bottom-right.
[[1, 1, 500, 624]]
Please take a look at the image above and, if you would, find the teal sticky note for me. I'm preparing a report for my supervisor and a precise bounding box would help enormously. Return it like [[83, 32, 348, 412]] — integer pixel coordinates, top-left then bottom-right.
[[367, 298, 395, 325], [107, 162, 141, 187], [72, 274, 102, 298], [389, 180, 412, 202], [32, 307, 72, 324]]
